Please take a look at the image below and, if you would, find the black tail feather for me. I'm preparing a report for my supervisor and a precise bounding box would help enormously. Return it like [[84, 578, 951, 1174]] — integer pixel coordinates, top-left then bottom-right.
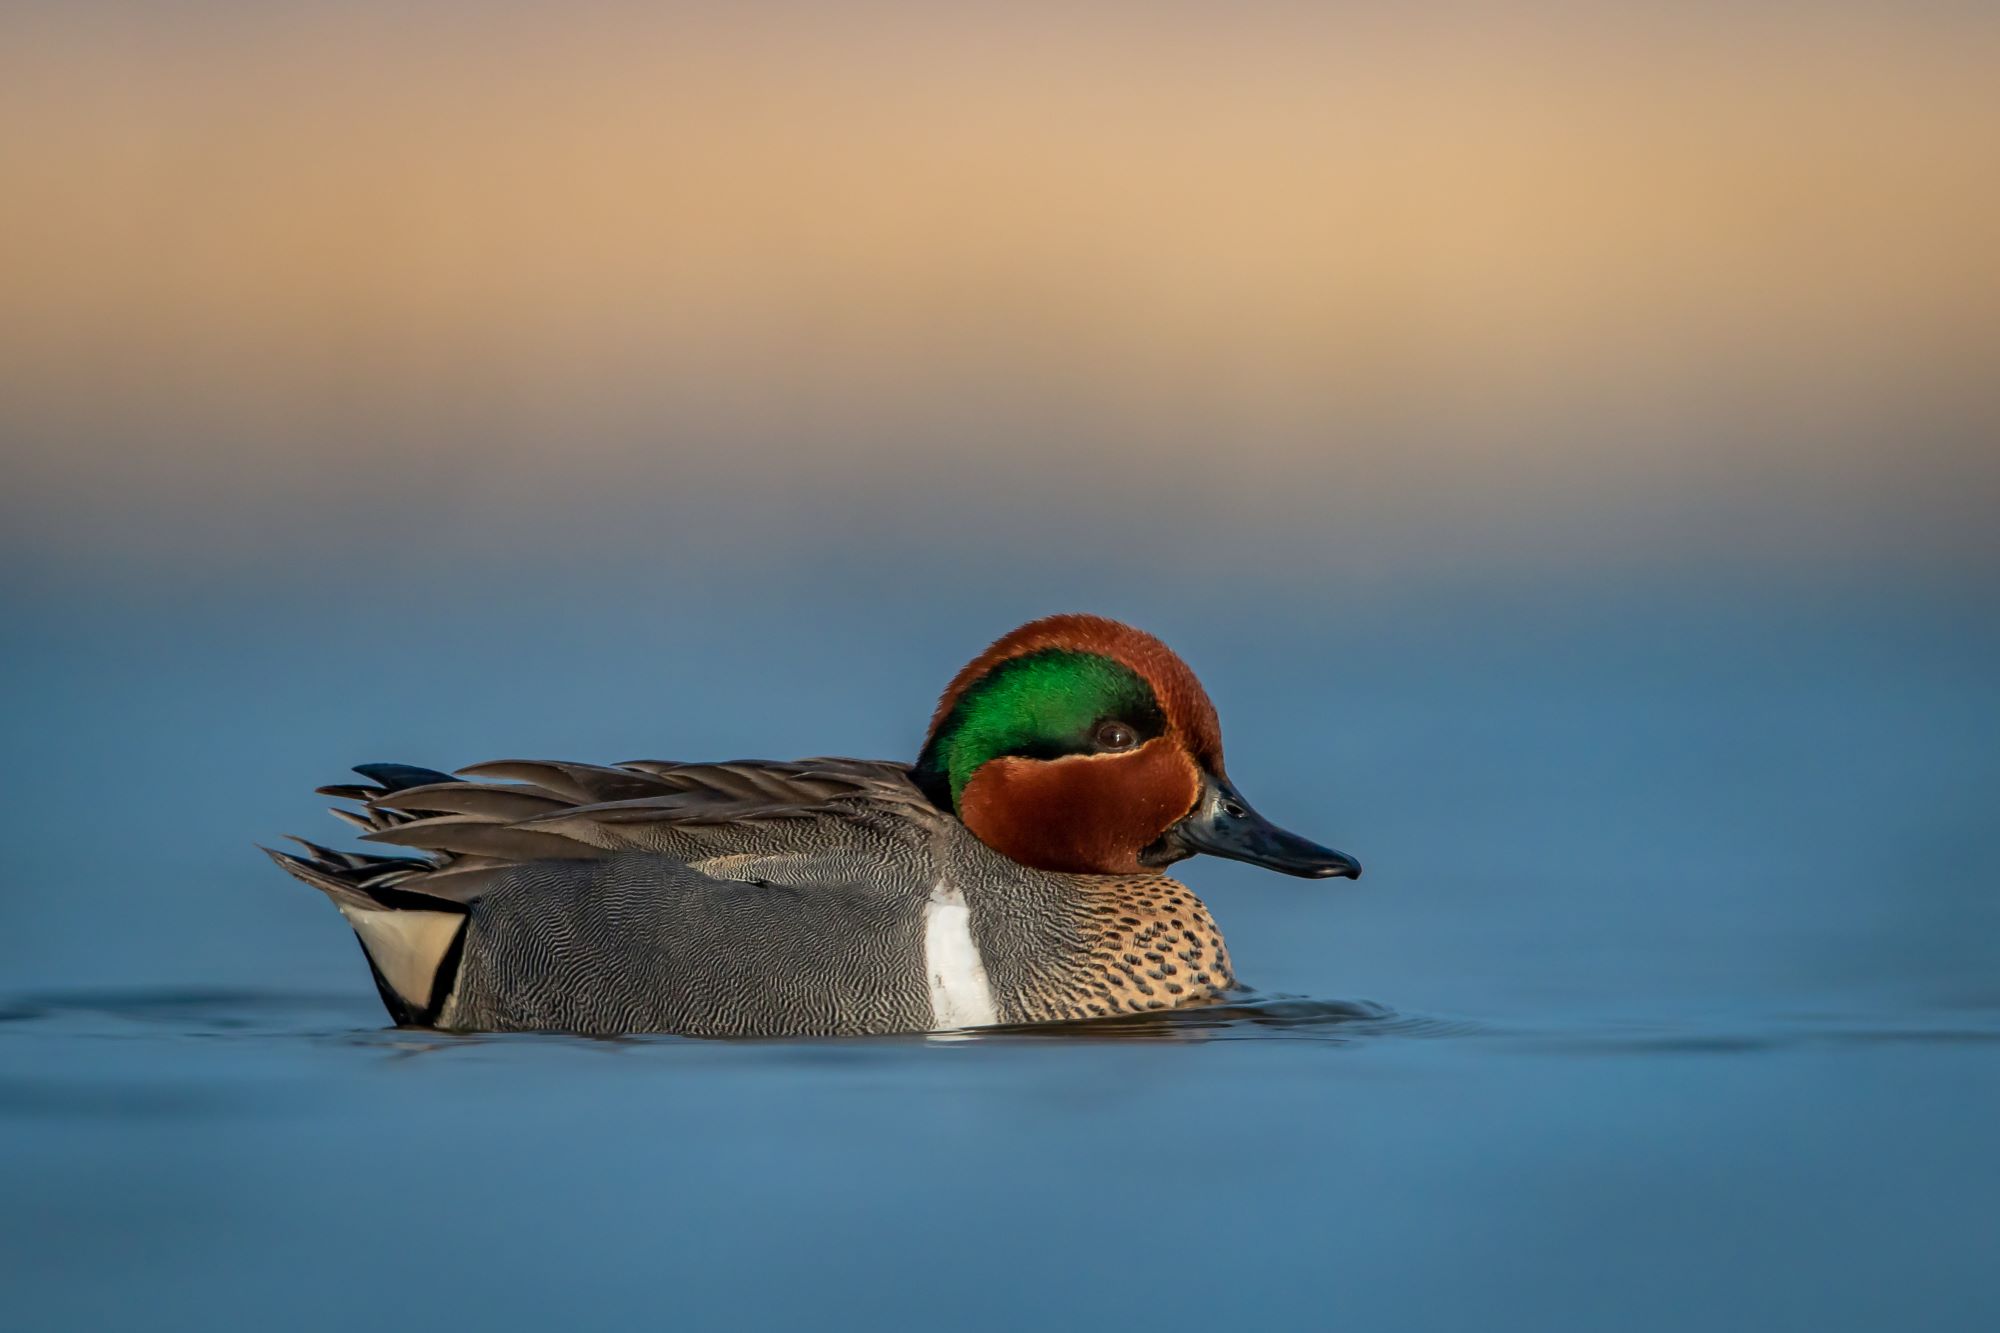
[[353, 763, 458, 794]]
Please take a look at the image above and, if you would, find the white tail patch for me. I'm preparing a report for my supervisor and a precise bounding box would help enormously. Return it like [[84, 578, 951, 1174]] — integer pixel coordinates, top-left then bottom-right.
[[924, 881, 998, 1031], [338, 906, 462, 1011]]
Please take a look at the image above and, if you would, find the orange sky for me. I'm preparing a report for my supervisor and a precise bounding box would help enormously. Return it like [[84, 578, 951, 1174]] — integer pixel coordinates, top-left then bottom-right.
[[3, 4, 1995, 576]]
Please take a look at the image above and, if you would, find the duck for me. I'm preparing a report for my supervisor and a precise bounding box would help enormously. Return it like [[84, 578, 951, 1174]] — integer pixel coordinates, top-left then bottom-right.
[[265, 613, 1361, 1037]]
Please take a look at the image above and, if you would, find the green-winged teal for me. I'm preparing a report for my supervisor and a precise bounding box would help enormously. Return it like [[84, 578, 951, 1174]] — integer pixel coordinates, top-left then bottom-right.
[[266, 613, 1361, 1036]]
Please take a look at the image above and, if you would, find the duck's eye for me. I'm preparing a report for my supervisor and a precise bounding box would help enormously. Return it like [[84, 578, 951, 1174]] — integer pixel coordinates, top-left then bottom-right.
[[1092, 718, 1139, 752]]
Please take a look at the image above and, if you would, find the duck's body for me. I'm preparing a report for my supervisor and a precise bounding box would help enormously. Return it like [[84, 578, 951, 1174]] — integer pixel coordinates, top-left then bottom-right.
[[267, 615, 1356, 1037], [273, 757, 1233, 1036]]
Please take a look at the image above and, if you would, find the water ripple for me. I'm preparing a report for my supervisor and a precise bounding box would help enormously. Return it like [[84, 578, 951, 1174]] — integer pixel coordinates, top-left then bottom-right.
[[2, 987, 1996, 1054]]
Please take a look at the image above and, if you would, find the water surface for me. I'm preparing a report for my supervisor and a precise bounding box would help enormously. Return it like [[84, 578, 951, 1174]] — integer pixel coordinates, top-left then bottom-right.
[[3, 582, 1996, 1330]]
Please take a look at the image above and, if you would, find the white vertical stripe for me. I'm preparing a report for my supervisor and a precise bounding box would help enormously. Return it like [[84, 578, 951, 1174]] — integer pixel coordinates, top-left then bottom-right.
[[923, 880, 998, 1031]]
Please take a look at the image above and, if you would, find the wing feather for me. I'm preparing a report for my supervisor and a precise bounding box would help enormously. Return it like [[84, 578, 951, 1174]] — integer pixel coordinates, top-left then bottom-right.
[[280, 756, 940, 901]]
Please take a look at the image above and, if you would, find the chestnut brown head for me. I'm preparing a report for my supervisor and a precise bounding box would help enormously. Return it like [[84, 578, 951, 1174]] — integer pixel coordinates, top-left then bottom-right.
[[913, 614, 1361, 880]]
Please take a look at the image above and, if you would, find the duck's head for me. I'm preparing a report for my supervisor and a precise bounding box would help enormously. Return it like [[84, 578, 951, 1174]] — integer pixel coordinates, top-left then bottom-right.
[[914, 614, 1361, 880]]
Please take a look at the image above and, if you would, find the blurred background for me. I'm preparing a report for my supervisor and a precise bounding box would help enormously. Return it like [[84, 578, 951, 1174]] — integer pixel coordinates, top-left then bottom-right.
[[4, 3, 1996, 584], [2, 4, 1997, 1331]]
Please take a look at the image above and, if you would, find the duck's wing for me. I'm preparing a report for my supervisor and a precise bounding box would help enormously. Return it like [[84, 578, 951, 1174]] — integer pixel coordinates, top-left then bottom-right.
[[277, 756, 939, 903]]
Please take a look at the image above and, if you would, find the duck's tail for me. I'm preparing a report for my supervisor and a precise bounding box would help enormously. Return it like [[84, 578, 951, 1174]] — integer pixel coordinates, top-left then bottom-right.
[[262, 764, 473, 1026]]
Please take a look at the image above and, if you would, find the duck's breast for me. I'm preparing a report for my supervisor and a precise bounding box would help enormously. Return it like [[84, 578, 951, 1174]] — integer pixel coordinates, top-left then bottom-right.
[[948, 832, 1236, 1025]]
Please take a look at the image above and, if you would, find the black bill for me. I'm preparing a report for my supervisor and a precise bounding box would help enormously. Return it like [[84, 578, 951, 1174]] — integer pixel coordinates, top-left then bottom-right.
[[1154, 774, 1362, 880]]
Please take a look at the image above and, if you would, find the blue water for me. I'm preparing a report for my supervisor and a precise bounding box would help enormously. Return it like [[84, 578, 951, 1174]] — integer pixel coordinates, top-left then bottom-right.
[[3, 575, 1996, 1330]]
